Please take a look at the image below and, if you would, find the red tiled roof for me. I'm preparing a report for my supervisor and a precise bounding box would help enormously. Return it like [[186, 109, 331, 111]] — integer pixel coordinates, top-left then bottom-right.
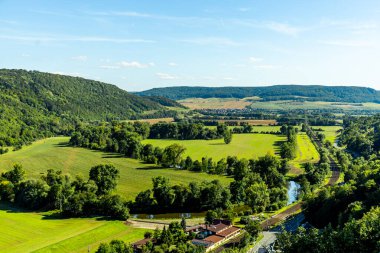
[[186, 224, 206, 232], [204, 235, 225, 244], [216, 226, 241, 237], [206, 223, 229, 233]]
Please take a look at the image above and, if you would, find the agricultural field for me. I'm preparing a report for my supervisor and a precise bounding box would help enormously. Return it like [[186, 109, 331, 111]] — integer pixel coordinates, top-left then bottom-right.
[[142, 133, 286, 161], [178, 97, 251, 109], [206, 125, 280, 132], [313, 126, 342, 144], [248, 100, 380, 111], [0, 202, 147, 253], [178, 97, 380, 112], [126, 117, 175, 124], [0, 137, 231, 200], [289, 132, 320, 175]]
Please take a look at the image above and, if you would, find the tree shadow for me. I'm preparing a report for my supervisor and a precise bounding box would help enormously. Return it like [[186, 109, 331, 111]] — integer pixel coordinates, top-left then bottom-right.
[[54, 142, 70, 147], [273, 140, 286, 155], [209, 143, 226, 146], [136, 166, 164, 170]]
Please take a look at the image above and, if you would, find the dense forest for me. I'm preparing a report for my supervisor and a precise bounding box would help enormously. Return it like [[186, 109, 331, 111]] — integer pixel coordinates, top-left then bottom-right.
[[276, 118, 380, 253], [0, 69, 176, 147], [136, 85, 380, 103]]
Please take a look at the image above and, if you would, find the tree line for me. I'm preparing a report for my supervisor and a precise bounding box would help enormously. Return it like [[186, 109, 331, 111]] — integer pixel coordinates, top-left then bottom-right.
[[132, 153, 290, 214], [0, 164, 129, 220]]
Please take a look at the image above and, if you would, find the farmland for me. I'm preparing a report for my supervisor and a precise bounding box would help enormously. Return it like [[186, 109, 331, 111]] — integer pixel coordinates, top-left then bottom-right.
[[142, 133, 286, 161], [314, 126, 342, 144], [288, 132, 320, 175], [0, 202, 147, 253], [179, 97, 380, 112], [0, 137, 231, 200]]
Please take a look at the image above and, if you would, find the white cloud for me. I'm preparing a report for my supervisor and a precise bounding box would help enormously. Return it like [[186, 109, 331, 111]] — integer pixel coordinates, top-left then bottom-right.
[[223, 77, 236, 80], [100, 65, 120, 69], [249, 57, 263, 63], [168, 62, 178, 66], [0, 34, 155, 44], [156, 73, 178, 80], [181, 37, 242, 46], [71, 55, 87, 61], [319, 40, 375, 47], [120, 61, 153, 68], [265, 22, 301, 36], [254, 65, 280, 69]]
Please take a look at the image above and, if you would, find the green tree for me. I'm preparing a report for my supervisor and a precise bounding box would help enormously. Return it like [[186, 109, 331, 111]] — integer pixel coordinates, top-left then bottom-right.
[[89, 164, 120, 195]]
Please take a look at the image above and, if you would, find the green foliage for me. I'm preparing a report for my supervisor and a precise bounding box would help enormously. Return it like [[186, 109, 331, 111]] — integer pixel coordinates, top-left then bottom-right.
[[277, 207, 380, 253], [89, 164, 120, 195], [0, 69, 167, 147], [137, 85, 380, 103]]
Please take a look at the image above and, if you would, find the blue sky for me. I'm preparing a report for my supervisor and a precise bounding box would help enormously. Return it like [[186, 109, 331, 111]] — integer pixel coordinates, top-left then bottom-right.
[[1, 0, 380, 91]]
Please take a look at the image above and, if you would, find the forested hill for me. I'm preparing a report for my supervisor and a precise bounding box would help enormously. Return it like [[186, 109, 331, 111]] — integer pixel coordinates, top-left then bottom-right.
[[0, 69, 166, 147], [136, 85, 380, 103]]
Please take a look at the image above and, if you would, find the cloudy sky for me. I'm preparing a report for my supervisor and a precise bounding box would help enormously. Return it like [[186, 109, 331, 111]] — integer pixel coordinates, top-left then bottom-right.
[[1, 0, 380, 91]]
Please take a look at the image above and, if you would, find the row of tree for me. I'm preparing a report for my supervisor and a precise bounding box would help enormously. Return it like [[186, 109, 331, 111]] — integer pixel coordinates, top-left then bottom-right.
[[132, 153, 290, 214], [280, 125, 298, 159], [0, 164, 129, 220]]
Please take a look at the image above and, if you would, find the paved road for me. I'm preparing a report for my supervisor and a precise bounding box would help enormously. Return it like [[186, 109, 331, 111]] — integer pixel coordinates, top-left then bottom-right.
[[248, 232, 277, 253]]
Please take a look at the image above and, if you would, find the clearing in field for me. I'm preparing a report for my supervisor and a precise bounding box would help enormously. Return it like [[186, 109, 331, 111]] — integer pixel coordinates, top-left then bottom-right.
[[142, 133, 286, 161], [0, 137, 231, 200], [289, 132, 320, 175], [0, 202, 147, 253]]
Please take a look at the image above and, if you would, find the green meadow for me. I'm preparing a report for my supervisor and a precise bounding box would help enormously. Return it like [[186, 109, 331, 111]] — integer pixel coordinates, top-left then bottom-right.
[[289, 132, 320, 175], [314, 126, 342, 144], [0, 137, 231, 200], [142, 133, 286, 161], [0, 202, 147, 253]]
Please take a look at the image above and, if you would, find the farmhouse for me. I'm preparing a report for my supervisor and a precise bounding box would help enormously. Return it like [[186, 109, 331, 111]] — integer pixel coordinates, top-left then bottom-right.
[[190, 220, 241, 251]]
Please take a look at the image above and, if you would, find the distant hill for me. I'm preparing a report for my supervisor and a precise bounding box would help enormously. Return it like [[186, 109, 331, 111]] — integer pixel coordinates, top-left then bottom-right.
[[0, 69, 170, 147], [136, 85, 380, 103]]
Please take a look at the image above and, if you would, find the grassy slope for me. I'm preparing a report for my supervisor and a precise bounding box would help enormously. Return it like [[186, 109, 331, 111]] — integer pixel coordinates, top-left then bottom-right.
[[289, 132, 320, 175], [0, 203, 147, 253], [142, 133, 286, 161], [0, 137, 231, 200]]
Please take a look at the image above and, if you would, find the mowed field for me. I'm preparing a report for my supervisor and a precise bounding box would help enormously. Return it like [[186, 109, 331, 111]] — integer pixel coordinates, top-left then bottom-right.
[[0, 137, 231, 200], [314, 126, 342, 144], [142, 133, 286, 161], [0, 202, 147, 253], [289, 132, 320, 175]]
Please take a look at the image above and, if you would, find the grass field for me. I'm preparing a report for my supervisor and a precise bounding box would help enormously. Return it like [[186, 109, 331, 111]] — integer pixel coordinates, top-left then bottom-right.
[[142, 133, 286, 161], [0, 137, 231, 200], [0, 202, 147, 253], [313, 126, 342, 144], [289, 132, 320, 175]]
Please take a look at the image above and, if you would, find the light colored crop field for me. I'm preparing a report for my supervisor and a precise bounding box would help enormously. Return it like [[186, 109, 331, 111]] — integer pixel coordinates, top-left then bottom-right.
[[0, 137, 231, 200], [313, 126, 342, 144], [289, 132, 320, 175], [0, 202, 147, 253], [126, 117, 175, 124], [179, 98, 251, 109], [142, 133, 286, 161]]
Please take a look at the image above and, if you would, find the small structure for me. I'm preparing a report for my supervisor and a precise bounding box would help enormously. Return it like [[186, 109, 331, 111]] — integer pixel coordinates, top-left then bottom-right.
[[190, 220, 241, 252], [132, 238, 153, 253]]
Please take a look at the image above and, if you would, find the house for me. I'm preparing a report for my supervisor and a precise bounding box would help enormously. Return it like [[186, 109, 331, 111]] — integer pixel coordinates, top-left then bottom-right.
[[190, 220, 241, 252], [132, 238, 153, 253]]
